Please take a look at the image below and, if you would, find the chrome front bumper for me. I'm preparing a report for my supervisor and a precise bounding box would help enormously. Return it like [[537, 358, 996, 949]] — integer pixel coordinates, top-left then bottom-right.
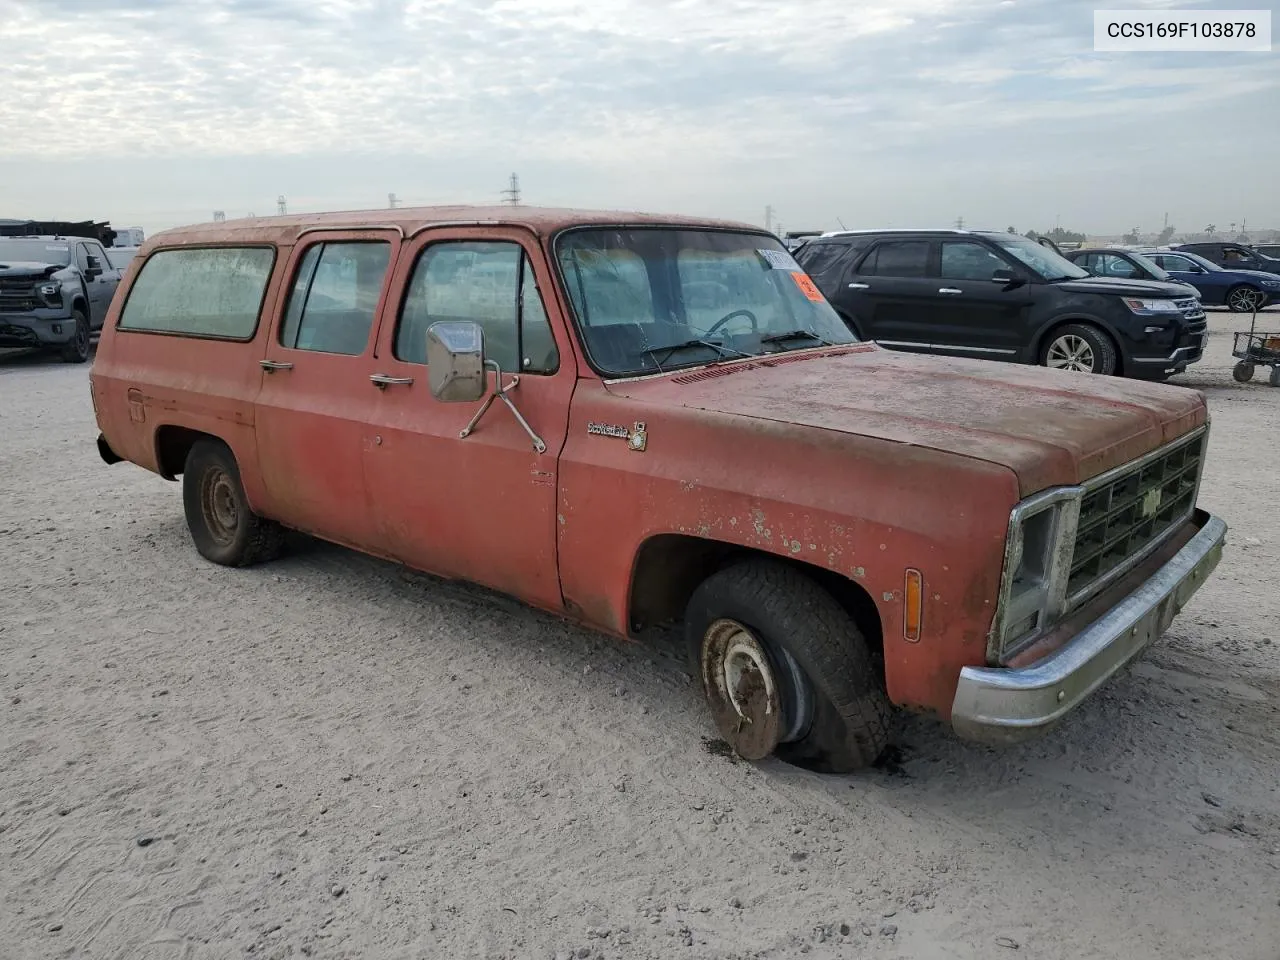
[[951, 510, 1227, 744]]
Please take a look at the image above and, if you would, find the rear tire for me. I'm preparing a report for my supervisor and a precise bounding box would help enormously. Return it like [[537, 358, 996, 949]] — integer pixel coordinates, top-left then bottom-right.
[[60, 309, 90, 364], [1041, 323, 1117, 375], [182, 440, 284, 566], [1270, 366, 1280, 388], [1226, 285, 1263, 313], [685, 559, 892, 773], [1233, 361, 1256, 383]]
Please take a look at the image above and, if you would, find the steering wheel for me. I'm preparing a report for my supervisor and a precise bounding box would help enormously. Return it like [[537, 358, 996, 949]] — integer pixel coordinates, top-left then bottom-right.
[[704, 309, 759, 337]]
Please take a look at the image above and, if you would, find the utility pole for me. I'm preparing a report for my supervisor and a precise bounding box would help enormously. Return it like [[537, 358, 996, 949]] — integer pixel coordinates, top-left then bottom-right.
[[501, 173, 521, 206], [277, 195, 288, 216], [388, 193, 399, 209], [764, 205, 775, 232], [212, 211, 226, 223], [1163, 211, 1169, 230]]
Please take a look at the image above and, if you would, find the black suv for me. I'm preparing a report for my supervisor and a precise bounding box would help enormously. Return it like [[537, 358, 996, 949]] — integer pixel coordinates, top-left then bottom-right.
[[795, 229, 1206, 379], [1173, 242, 1280, 276], [0, 236, 121, 362]]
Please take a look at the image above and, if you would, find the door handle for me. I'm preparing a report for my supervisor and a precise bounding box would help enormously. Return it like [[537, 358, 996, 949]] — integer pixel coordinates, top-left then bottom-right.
[[370, 373, 414, 388], [938, 287, 963, 295], [847, 282, 870, 290], [260, 359, 294, 372]]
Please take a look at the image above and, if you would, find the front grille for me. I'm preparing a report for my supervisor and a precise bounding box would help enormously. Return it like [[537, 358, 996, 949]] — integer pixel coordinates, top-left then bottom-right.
[[0, 278, 38, 312], [1067, 431, 1205, 602], [1175, 297, 1203, 316]]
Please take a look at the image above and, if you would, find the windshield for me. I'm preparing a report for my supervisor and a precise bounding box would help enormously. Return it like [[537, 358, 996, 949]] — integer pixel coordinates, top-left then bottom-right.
[[0, 239, 72, 266], [990, 236, 1089, 281], [555, 228, 856, 377]]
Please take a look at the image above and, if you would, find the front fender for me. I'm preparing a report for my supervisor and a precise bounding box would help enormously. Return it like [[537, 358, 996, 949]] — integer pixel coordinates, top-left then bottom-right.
[[556, 381, 1021, 718]]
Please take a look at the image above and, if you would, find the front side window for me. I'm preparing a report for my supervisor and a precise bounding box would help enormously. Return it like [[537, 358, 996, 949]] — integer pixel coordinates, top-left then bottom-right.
[[118, 246, 276, 339], [555, 228, 856, 377], [395, 241, 558, 373], [859, 240, 930, 278], [794, 241, 851, 280], [279, 241, 390, 355], [989, 235, 1089, 281], [1097, 253, 1140, 279], [940, 241, 1008, 280]]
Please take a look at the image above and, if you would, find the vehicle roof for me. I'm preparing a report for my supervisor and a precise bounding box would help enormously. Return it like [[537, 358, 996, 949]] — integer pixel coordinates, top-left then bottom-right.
[[816, 228, 1007, 239], [0, 235, 78, 242], [144, 205, 761, 249]]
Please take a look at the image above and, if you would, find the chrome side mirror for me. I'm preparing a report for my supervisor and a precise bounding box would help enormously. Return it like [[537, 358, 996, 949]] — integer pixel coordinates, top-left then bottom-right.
[[426, 321, 487, 402]]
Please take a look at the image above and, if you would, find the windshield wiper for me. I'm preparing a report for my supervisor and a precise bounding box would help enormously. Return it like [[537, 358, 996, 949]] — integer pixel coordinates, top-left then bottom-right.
[[760, 329, 833, 348], [644, 338, 752, 368]]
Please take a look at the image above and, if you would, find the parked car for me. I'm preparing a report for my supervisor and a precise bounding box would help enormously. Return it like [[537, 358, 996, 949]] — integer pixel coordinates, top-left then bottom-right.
[[105, 246, 140, 271], [1136, 249, 1280, 313], [1253, 244, 1280, 260], [1174, 242, 1280, 276], [0, 235, 121, 362], [90, 207, 1226, 772], [795, 229, 1206, 379]]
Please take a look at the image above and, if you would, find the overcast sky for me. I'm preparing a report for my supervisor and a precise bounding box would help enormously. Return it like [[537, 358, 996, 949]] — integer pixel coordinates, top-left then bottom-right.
[[1, 0, 1276, 238]]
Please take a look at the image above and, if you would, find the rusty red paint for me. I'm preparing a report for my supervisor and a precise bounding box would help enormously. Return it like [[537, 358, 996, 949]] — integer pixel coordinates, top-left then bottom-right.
[[91, 205, 1212, 722]]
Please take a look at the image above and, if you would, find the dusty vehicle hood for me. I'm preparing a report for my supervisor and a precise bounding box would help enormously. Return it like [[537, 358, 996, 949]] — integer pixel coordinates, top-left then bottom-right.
[[605, 346, 1207, 497]]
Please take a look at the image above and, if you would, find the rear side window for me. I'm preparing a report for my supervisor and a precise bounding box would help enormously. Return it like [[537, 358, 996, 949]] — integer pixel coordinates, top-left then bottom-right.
[[859, 240, 931, 278], [119, 247, 276, 339], [279, 241, 391, 356]]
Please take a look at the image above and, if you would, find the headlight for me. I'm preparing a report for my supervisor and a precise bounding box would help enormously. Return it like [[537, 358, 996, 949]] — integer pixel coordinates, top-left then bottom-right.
[[1123, 298, 1180, 314], [1262, 280, 1280, 288], [989, 487, 1083, 662], [38, 282, 61, 299]]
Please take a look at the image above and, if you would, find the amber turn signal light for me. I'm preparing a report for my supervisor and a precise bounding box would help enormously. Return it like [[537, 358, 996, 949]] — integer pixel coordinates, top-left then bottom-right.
[[904, 568, 923, 642]]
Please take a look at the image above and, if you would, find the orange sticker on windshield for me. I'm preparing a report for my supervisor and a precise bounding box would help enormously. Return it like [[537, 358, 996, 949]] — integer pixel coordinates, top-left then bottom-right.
[[791, 272, 823, 302]]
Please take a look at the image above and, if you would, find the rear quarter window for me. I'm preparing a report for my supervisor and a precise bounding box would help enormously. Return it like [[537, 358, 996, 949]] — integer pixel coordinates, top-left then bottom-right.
[[118, 246, 276, 339]]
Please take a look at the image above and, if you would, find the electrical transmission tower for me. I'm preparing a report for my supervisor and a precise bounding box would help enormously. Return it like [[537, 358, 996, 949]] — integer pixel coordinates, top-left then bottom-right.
[[277, 195, 288, 216], [955, 216, 965, 230], [212, 211, 226, 223], [388, 193, 399, 209], [501, 173, 521, 206], [764, 205, 775, 232]]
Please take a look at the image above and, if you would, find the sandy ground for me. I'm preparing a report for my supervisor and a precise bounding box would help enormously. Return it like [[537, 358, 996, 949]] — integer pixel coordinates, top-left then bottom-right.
[[2, 311, 1278, 960]]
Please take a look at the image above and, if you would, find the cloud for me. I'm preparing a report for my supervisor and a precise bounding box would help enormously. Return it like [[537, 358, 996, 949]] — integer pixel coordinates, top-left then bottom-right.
[[0, 0, 1276, 235]]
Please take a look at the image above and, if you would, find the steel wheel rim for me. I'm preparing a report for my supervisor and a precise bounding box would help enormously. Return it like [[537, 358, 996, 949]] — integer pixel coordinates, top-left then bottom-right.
[[1046, 334, 1095, 372], [201, 468, 239, 545], [701, 619, 784, 759], [75, 319, 89, 355]]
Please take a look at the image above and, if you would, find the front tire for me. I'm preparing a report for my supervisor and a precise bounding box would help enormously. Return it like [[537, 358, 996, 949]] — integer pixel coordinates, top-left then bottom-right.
[[60, 309, 90, 364], [1226, 285, 1263, 313], [182, 440, 283, 566], [1233, 361, 1256, 383], [685, 559, 892, 773], [1041, 323, 1117, 375]]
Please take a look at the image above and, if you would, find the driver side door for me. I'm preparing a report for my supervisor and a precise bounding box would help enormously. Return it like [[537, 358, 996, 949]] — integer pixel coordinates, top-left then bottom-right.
[[360, 227, 575, 612]]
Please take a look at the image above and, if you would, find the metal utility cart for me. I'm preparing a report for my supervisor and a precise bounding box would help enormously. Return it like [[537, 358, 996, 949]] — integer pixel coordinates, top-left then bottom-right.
[[1231, 304, 1280, 386]]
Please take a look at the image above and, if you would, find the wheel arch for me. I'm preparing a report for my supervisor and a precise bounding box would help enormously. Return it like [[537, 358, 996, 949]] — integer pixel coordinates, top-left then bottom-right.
[[154, 425, 227, 481], [1032, 315, 1126, 375], [626, 533, 884, 661]]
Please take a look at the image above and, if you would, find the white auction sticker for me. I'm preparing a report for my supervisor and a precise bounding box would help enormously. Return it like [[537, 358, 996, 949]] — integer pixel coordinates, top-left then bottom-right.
[[1095, 9, 1271, 51]]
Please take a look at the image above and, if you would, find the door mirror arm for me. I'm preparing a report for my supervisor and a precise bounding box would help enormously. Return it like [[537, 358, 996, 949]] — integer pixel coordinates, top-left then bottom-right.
[[460, 360, 547, 454], [426, 320, 546, 453]]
